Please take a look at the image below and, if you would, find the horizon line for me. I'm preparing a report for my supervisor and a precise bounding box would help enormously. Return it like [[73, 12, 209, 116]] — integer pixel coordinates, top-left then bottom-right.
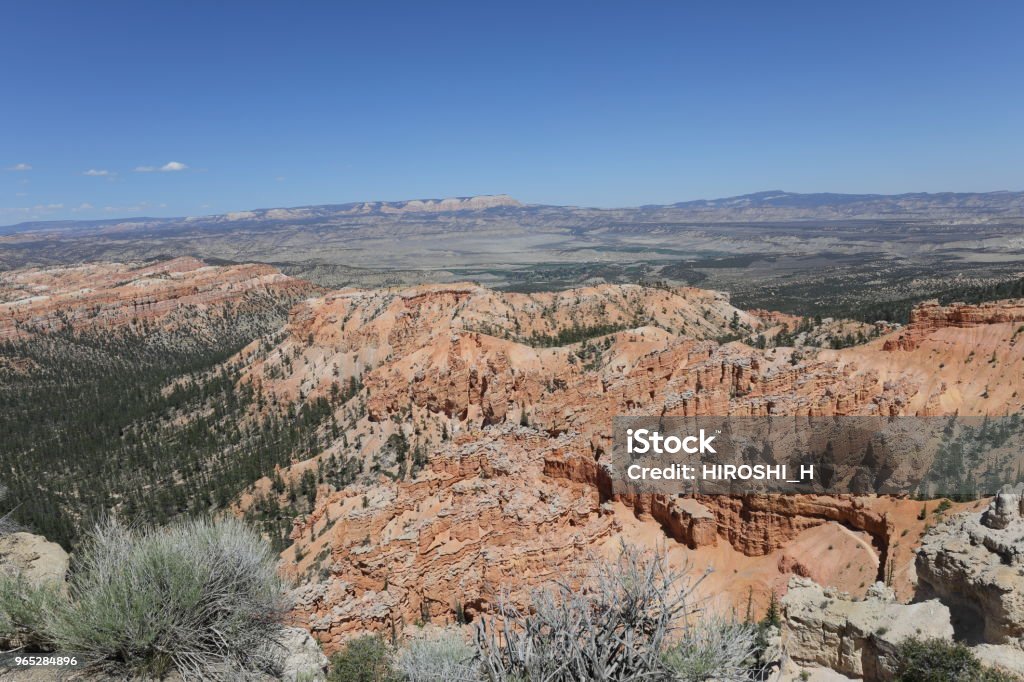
[[4, 187, 1024, 229]]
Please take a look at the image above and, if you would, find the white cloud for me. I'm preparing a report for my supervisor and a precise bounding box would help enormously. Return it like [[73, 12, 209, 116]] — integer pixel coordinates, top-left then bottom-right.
[[6, 163, 32, 171], [1, 202, 62, 215], [135, 161, 188, 173], [83, 169, 113, 176], [103, 202, 152, 212], [72, 203, 94, 212]]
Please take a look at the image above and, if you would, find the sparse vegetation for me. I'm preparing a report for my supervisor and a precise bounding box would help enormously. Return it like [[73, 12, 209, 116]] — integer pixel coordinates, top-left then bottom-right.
[[323, 544, 771, 681], [894, 637, 1019, 681], [474, 542, 764, 681], [0, 572, 61, 651], [662, 615, 759, 681], [322, 543, 786, 681], [0, 516, 289, 680], [328, 634, 398, 682], [394, 630, 478, 682]]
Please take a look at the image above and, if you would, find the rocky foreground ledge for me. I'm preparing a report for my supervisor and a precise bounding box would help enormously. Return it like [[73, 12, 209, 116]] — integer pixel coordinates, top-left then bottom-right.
[[4, 488, 1024, 681], [780, 484, 1024, 680]]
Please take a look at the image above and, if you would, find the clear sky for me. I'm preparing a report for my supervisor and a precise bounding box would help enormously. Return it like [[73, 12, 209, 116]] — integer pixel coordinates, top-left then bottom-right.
[[2, 1, 1023, 224]]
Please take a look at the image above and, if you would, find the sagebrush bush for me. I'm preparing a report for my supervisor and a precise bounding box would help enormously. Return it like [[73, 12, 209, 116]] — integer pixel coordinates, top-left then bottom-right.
[[394, 629, 478, 682], [327, 634, 397, 682], [0, 571, 61, 650], [46, 516, 289, 680], [475, 542, 734, 682], [661, 616, 758, 681]]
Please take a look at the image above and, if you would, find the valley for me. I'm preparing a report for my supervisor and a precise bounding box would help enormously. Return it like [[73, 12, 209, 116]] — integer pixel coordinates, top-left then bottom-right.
[[4, 191, 1024, 323], [3, 193, 1024, 679]]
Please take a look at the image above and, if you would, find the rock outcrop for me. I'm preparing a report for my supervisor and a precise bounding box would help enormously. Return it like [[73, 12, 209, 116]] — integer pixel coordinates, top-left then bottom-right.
[[0, 257, 316, 342], [277, 626, 330, 682], [781, 578, 953, 681], [0, 532, 68, 586], [883, 299, 1024, 352], [287, 426, 623, 650], [781, 489, 1024, 680], [917, 485, 1024, 648]]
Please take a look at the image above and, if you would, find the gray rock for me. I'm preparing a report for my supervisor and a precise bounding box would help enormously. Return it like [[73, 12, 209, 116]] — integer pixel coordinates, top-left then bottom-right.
[[972, 643, 1024, 678], [276, 626, 329, 682], [917, 490, 1024, 646], [776, 662, 859, 681], [983, 483, 1024, 530], [0, 531, 69, 586], [781, 577, 953, 681]]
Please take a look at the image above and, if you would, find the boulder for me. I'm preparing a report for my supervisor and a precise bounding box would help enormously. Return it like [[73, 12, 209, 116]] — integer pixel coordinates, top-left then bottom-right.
[[973, 644, 1024, 679], [0, 532, 68, 586], [277, 626, 329, 682], [982, 484, 1024, 530]]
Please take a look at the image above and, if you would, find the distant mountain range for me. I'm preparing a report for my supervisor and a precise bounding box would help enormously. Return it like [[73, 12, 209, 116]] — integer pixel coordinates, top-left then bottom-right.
[[4, 190, 1024, 237], [664, 189, 1024, 211], [649, 190, 1024, 221], [4, 190, 1024, 307]]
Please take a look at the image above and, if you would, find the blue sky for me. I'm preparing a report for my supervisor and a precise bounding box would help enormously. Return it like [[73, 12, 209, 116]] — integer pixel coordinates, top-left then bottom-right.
[[2, 1, 1023, 224]]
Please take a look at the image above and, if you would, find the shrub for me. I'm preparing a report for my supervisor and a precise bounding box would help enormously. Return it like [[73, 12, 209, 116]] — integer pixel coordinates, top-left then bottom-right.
[[328, 634, 397, 682], [47, 516, 288, 680], [895, 637, 1018, 681], [661, 615, 758, 681], [394, 629, 478, 682], [0, 572, 61, 650], [475, 542, 715, 681]]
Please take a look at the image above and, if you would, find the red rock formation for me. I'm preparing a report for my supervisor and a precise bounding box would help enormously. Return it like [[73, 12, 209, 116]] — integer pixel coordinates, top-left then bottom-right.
[[884, 299, 1024, 351], [229, 283, 1022, 650], [286, 428, 620, 649], [0, 257, 315, 341]]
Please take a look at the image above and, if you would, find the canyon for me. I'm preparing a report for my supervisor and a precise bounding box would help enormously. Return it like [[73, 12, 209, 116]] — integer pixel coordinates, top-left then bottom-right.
[[3, 257, 1023, 678], [211, 273, 1023, 654]]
